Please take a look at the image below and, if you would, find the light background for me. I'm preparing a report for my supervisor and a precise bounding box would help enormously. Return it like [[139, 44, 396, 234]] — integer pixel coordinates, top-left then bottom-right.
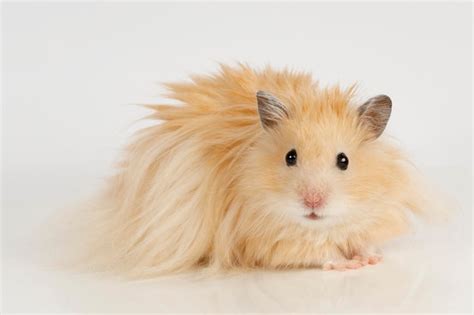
[[2, 2, 472, 313]]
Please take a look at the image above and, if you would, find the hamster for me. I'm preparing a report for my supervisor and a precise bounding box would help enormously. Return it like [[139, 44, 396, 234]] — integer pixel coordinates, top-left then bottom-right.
[[74, 64, 447, 277]]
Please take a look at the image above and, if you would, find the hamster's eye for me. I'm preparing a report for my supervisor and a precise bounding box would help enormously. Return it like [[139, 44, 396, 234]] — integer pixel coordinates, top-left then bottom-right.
[[285, 149, 297, 167], [336, 152, 349, 171]]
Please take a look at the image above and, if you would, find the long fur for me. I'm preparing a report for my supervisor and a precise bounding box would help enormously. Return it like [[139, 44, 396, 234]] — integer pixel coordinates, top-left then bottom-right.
[[72, 64, 446, 278]]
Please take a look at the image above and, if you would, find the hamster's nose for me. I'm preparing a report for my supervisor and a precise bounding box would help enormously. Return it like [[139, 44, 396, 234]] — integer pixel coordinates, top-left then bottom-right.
[[302, 190, 326, 209]]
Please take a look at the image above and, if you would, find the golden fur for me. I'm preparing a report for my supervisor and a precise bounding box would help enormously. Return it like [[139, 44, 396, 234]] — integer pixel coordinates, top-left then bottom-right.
[[74, 64, 443, 278]]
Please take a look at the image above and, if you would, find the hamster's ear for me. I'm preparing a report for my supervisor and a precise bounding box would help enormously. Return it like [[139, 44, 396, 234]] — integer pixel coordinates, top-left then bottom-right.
[[358, 95, 392, 140], [256, 91, 289, 130]]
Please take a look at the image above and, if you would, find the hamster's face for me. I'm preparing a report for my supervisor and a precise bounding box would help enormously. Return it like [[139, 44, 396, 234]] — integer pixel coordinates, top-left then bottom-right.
[[249, 91, 394, 229]]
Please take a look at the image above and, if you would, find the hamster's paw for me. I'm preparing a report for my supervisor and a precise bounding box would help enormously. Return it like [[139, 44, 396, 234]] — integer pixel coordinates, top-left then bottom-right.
[[322, 259, 364, 271], [352, 250, 383, 266]]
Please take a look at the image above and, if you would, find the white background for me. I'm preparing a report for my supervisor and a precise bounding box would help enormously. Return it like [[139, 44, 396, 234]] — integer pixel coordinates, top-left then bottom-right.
[[2, 2, 472, 313]]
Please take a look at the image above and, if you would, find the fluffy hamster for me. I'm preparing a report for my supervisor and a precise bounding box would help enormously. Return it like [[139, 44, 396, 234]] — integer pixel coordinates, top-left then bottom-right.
[[75, 64, 446, 277]]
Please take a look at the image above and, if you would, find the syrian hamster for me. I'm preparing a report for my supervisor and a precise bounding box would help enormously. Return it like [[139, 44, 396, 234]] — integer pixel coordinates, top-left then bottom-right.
[[74, 64, 447, 277]]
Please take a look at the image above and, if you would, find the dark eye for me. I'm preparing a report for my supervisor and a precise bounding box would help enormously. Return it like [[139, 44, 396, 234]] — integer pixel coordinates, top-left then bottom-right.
[[336, 152, 349, 170], [285, 149, 297, 167]]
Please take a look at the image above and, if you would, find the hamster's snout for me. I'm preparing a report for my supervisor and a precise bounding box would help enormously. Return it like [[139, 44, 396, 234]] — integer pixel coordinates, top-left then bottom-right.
[[302, 190, 327, 210]]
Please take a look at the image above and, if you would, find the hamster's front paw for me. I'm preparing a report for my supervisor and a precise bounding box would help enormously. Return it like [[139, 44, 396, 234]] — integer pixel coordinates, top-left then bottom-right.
[[321, 248, 383, 271], [322, 259, 364, 271], [352, 249, 383, 266]]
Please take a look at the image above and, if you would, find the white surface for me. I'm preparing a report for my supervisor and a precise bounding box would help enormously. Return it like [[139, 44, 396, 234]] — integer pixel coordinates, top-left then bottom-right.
[[2, 2, 472, 313]]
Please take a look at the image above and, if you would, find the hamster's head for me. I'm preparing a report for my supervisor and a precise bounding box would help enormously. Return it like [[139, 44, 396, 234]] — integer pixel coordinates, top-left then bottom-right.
[[246, 88, 401, 229]]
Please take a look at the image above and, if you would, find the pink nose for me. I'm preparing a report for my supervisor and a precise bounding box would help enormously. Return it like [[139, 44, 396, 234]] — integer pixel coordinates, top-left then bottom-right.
[[303, 191, 326, 209]]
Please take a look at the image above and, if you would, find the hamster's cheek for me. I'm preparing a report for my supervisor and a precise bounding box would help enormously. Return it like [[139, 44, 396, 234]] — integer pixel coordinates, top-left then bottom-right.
[[323, 196, 354, 218], [263, 192, 301, 217], [260, 192, 316, 224]]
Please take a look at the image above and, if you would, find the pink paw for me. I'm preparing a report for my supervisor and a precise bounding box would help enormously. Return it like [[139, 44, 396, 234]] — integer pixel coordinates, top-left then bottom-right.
[[322, 259, 364, 271], [352, 253, 383, 266]]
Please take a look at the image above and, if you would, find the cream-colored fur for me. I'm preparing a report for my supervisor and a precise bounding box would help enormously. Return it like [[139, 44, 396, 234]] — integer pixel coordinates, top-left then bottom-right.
[[73, 64, 445, 278]]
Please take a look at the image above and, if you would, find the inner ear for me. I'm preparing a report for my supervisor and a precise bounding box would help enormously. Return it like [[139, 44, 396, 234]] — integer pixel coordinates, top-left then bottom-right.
[[256, 91, 288, 130], [358, 94, 392, 140]]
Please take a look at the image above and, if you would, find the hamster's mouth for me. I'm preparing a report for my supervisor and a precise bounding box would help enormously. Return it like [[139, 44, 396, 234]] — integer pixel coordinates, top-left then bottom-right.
[[304, 212, 323, 220]]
